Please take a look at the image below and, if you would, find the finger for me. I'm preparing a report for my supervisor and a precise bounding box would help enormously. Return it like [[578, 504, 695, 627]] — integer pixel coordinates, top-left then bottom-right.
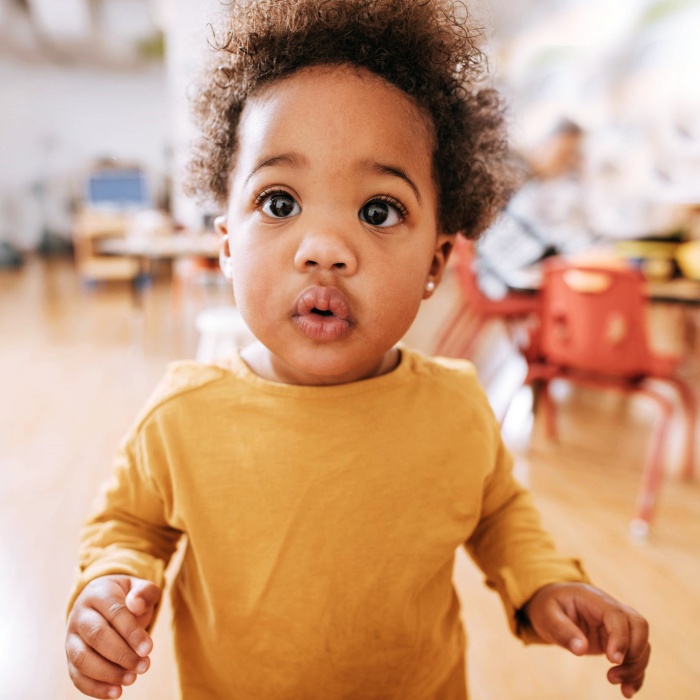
[[66, 632, 138, 688], [540, 601, 589, 655], [125, 579, 161, 620], [603, 608, 631, 664], [90, 591, 154, 657], [75, 607, 149, 673], [608, 643, 651, 688], [67, 664, 123, 699], [621, 677, 645, 698], [623, 611, 650, 664]]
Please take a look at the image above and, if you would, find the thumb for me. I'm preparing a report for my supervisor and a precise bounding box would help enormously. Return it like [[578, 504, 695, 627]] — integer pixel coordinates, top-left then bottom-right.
[[125, 577, 161, 619]]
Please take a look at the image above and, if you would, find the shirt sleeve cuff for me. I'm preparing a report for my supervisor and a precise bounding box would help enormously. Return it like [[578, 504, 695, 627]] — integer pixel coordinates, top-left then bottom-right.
[[66, 551, 166, 620], [489, 558, 590, 644]]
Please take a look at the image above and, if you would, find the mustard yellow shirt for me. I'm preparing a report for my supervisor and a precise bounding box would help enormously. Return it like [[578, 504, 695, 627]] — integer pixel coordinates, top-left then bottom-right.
[[69, 347, 586, 699]]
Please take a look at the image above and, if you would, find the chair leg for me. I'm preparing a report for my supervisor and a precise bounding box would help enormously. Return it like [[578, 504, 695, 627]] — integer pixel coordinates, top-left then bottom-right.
[[538, 379, 558, 441], [433, 302, 487, 359], [630, 388, 675, 537], [667, 377, 697, 482], [457, 316, 487, 359]]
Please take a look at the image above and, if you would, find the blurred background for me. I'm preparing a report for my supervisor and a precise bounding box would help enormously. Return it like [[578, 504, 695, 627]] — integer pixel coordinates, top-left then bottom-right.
[[1, 0, 699, 698], [2, 0, 700, 257]]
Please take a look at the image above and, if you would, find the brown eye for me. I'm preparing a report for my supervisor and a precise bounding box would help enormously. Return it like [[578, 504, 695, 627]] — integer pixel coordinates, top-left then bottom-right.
[[262, 193, 300, 218], [359, 199, 403, 227]]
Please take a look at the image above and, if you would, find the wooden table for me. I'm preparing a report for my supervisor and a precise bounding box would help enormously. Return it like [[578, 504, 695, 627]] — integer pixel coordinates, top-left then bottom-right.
[[98, 233, 220, 305], [98, 232, 219, 263]]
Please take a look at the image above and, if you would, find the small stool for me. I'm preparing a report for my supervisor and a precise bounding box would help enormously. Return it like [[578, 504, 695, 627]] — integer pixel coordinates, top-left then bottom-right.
[[195, 306, 254, 362]]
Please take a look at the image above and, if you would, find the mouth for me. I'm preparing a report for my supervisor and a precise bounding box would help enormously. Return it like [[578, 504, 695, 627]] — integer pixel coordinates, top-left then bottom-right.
[[293, 286, 353, 341]]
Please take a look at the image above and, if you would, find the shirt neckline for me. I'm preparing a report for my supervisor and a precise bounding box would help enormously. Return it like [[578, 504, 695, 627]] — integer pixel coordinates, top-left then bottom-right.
[[223, 344, 417, 398]]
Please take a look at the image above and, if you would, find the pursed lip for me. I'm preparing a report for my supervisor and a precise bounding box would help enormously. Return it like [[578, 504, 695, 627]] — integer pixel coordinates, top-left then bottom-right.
[[292, 286, 354, 341]]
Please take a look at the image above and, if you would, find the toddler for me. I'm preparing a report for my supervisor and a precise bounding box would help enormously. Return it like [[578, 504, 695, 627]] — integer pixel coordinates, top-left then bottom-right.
[[65, 1, 649, 698]]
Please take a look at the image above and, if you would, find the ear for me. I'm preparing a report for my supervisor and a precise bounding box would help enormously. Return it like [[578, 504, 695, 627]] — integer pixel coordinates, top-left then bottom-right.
[[214, 215, 228, 236], [423, 232, 456, 299], [215, 215, 230, 258]]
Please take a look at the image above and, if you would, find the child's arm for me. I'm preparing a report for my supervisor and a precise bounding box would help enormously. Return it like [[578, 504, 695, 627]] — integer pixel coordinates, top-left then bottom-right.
[[465, 435, 649, 697], [465, 440, 590, 630], [65, 574, 160, 699], [67, 435, 182, 609], [66, 424, 182, 697], [522, 582, 650, 699]]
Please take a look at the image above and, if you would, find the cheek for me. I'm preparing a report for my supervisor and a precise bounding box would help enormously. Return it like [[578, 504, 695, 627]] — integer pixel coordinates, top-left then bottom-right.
[[230, 252, 267, 313], [373, 269, 427, 330], [393, 250, 434, 293]]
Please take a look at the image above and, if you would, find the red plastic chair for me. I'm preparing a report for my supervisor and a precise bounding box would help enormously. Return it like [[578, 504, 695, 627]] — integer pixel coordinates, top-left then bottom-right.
[[517, 259, 696, 537], [434, 237, 541, 358]]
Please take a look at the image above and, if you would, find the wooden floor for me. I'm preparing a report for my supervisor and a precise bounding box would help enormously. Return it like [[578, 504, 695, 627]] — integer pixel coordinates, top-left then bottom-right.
[[1, 256, 698, 700]]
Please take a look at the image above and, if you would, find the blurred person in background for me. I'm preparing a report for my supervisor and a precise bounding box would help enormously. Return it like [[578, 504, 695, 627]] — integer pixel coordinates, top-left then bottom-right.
[[477, 119, 595, 298]]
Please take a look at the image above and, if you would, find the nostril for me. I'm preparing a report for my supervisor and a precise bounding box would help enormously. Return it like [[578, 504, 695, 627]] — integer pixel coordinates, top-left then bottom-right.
[[300, 258, 348, 271], [306, 260, 347, 270]]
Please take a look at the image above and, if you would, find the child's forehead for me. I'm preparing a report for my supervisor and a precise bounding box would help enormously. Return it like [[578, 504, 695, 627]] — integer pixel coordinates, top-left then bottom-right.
[[243, 64, 435, 148], [231, 64, 438, 199]]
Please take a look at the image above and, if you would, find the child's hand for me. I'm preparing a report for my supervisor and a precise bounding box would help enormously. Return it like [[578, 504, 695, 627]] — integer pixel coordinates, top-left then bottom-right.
[[523, 582, 650, 698], [66, 575, 161, 699]]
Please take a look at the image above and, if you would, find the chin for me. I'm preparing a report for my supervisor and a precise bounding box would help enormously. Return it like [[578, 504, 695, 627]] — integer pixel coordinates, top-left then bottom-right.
[[281, 346, 384, 385]]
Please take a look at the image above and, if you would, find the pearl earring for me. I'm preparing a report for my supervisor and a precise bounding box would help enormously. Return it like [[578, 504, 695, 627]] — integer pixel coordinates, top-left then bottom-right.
[[425, 280, 435, 293], [219, 235, 233, 280]]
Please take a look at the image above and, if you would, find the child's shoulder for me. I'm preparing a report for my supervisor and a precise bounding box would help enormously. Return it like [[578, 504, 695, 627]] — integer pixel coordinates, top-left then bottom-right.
[[424, 353, 479, 377], [404, 346, 480, 383], [130, 360, 232, 432], [403, 348, 496, 432], [403, 346, 487, 401], [156, 358, 230, 398]]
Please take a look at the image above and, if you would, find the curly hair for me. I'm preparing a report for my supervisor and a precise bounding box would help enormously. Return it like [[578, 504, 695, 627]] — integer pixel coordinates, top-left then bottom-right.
[[185, 0, 515, 237]]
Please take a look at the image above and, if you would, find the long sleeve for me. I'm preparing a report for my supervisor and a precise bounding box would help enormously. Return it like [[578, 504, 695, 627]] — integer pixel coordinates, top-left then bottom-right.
[[464, 429, 588, 643], [66, 428, 183, 615]]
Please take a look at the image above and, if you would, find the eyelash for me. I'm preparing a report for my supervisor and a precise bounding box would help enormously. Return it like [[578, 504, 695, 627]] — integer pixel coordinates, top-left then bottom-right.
[[252, 189, 410, 221], [253, 187, 291, 207], [365, 194, 409, 219]]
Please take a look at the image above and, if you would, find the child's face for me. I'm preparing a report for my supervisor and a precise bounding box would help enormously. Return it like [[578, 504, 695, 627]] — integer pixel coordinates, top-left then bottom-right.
[[218, 64, 453, 385]]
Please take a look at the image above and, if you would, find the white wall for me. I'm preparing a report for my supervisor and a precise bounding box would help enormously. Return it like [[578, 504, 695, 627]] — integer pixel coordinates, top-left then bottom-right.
[[163, 0, 223, 230], [0, 57, 168, 247]]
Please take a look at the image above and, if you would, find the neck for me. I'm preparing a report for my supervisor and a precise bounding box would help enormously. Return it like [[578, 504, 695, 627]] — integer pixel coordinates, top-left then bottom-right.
[[239, 342, 401, 386]]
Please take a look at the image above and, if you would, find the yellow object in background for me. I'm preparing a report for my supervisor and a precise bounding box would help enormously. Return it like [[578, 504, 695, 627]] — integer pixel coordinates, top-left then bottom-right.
[[613, 240, 679, 281], [676, 241, 700, 281]]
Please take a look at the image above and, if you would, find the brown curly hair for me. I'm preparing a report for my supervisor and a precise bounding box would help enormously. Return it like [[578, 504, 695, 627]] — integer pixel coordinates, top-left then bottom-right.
[[185, 0, 515, 237]]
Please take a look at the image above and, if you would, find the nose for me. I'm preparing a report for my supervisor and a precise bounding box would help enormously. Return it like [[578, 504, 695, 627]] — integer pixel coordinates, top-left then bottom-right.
[[293, 226, 358, 275]]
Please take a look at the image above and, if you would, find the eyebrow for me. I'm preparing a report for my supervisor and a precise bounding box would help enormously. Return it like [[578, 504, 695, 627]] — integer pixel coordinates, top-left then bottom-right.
[[363, 161, 422, 204], [245, 152, 308, 186], [244, 153, 423, 204]]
